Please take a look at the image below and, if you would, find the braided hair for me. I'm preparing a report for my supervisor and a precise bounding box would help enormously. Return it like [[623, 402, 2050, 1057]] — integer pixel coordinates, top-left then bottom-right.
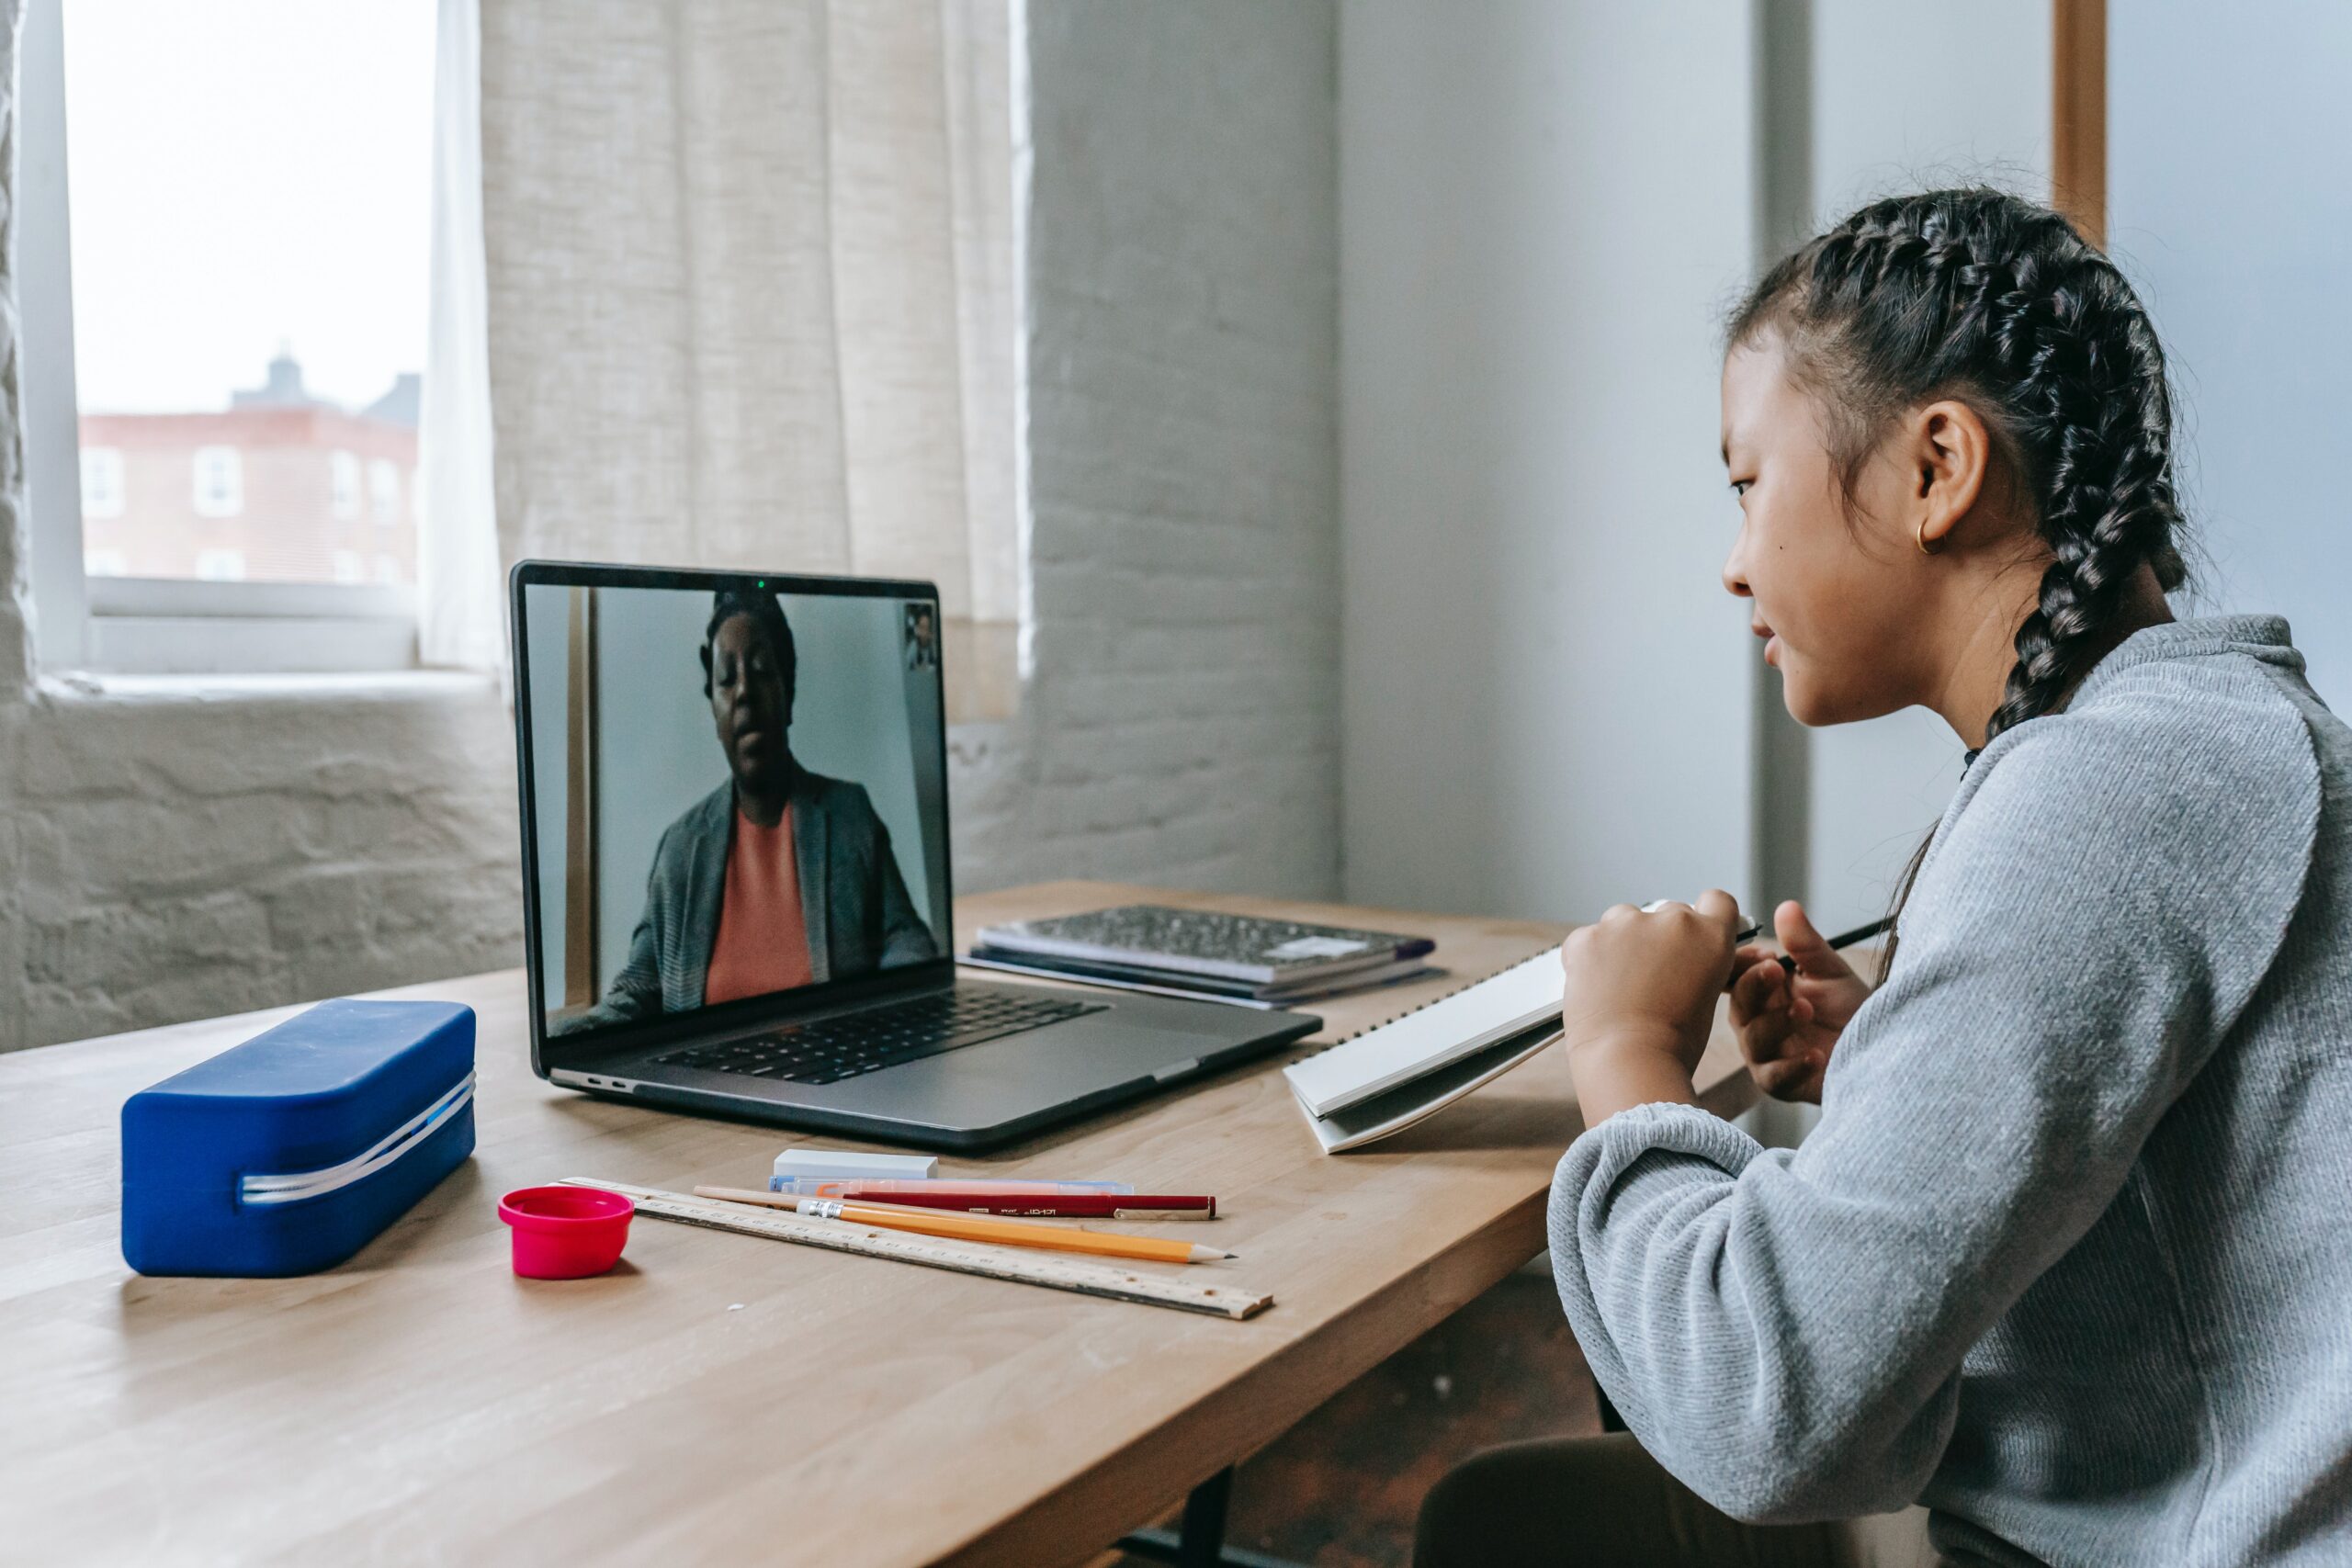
[[1729, 188, 2189, 969]]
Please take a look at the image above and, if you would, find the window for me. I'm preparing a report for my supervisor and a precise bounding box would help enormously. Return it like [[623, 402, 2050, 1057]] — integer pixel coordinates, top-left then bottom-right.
[[369, 457, 401, 525], [17, 0, 435, 673], [191, 446, 243, 518], [372, 553, 401, 584], [79, 445, 122, 515], [331, 450, 361, 520]]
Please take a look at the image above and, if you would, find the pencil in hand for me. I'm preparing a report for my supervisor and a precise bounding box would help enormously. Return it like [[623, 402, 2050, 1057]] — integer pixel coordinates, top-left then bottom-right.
[[1726, 914, 1893, 984]]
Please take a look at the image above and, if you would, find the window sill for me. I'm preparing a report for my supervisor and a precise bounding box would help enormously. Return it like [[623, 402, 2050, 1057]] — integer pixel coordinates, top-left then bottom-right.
[[78, 617, 421, 676], [38, 667, 500, 707], [71, 580, 424, 676]]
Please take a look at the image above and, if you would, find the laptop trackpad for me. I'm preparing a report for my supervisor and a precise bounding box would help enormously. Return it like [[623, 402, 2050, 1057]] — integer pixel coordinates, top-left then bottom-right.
[[815, 1018, 1202, 1125]]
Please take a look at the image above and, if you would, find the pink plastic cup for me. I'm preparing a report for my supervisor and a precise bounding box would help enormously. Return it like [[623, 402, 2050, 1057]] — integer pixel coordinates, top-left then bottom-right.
[[499, 1185, 634, 1279]]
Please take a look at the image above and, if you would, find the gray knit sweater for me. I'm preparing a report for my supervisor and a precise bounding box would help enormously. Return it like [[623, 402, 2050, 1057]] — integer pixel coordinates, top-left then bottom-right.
[[1550, 616, 2352, 1566]]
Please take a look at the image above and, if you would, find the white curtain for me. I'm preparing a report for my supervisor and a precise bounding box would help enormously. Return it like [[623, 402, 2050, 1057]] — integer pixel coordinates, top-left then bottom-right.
[[473, 0, 1018, 720], [417, 0, 504, 671]]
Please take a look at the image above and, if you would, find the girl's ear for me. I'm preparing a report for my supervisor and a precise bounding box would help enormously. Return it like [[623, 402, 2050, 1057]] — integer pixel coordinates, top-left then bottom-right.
[[1912, 399, 1993, 552]]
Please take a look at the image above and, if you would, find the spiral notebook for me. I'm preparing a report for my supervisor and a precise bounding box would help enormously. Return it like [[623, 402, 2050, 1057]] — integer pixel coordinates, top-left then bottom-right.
[[1283, 950, 1565, 1153]]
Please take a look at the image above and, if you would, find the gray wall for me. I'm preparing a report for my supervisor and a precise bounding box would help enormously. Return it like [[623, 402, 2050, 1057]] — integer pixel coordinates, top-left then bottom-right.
[[1338, 0, 1758, 925], [1798, 0, 2051, 931], [0, 0, 1343, 1050], [1810, 0, 2050, 217], [2110, 0, 2352, 713]]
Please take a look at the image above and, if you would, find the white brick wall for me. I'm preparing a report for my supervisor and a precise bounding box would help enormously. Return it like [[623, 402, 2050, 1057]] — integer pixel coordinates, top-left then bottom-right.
[[955, 0, 1341, 903], [4, 680, 523, 1049], [0, 0, 1341, 1051]]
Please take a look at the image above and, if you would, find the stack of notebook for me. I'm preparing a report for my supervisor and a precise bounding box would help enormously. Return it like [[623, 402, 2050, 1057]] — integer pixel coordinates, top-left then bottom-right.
[[962, 904, 1439, 1010]]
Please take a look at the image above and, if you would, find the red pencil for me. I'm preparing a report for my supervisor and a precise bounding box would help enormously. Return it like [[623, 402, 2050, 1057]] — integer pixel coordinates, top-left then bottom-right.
[[833, 1187, 1216, 1221]]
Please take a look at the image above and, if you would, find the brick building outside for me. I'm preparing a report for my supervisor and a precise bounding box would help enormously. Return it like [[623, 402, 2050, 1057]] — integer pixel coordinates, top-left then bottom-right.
[[78, 350, 420, 585]]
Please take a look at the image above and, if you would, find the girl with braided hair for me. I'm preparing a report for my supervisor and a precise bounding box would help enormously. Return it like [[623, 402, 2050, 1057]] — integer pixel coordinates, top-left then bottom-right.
[[1417, 188, 2352, 1566]]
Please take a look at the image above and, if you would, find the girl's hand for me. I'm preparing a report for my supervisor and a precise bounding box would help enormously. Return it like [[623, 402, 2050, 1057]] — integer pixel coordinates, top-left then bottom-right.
[[1557, 889, 1745, 1079], [1726, 899, 1873, 1104]]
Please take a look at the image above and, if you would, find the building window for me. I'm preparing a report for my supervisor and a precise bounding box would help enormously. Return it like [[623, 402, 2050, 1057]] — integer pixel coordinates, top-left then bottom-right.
[[194, 549, 246, 582], [369, 457, 401, 524], [191, 446, 243, 518], [84, 547, 127, 577], [372, 552, 401, 584], [80, 445, 124, 516], [331, 450, 362, 520], [333, 549, 365, 583]]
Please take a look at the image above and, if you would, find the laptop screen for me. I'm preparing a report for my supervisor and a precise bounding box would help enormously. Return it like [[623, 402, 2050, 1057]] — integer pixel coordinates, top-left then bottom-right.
[[514, 568, 953, 1043]]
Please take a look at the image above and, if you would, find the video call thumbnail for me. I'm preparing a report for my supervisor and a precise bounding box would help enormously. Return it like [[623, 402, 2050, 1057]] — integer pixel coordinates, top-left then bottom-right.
[[522, 581, 951, 1038]]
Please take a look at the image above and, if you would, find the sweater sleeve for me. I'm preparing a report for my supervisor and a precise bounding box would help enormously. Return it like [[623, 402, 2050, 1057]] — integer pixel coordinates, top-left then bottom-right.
[[1549, 674, 2320, 1524]]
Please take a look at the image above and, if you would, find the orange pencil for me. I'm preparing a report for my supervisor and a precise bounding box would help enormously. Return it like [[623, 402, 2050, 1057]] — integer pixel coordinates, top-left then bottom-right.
[[783, 1194, 1233, 1265]]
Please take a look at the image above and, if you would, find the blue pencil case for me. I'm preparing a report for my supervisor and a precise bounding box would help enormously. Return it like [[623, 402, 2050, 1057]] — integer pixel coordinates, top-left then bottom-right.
[[121, 998, 477, 1277]]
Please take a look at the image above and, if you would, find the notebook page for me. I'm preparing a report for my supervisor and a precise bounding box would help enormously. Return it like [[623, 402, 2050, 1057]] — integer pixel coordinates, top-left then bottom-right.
[[1283, 951, 1563, 1117]]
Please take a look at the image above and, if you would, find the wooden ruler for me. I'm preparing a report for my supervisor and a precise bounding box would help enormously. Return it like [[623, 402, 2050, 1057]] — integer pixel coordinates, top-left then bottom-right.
[[567, 1179, 1273, 1321]]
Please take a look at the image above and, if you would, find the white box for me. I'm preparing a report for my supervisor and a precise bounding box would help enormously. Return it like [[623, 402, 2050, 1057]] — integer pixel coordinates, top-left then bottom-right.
[[770, 1148, 939, 1184]]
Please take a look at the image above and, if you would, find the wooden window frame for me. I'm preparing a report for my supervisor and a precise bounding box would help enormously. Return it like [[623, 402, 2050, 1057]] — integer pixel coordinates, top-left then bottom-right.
[[2052, 0, 2107, 248]]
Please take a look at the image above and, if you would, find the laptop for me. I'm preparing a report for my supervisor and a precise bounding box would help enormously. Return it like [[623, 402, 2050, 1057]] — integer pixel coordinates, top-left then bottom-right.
[[509, 560, 1320, 1151]]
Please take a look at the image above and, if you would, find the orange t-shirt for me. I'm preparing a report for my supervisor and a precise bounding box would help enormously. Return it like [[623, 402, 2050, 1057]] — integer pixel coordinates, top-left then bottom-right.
[[703, 807, 816, 1005]]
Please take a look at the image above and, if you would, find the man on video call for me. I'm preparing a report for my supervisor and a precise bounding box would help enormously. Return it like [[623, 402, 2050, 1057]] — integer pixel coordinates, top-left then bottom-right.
[[570, 588, 939, 1032]]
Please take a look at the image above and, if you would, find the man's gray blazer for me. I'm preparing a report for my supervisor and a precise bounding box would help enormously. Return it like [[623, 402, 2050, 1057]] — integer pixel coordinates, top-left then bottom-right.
[[567, 770, 940, 1031]]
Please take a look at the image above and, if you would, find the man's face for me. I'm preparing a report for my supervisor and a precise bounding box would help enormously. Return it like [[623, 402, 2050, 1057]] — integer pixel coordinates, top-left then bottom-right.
[[708, 614, 792, 793]]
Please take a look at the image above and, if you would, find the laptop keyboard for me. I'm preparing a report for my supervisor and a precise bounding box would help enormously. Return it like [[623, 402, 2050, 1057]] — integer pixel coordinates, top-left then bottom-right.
[[653, 989, 1108, 1087]]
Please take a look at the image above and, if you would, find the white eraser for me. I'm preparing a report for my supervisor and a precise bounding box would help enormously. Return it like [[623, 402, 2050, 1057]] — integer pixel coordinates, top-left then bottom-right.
[[771, 1148, 938, 1182]]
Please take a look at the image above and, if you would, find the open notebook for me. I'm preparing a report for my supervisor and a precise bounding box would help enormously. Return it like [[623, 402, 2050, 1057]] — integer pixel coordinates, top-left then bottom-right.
[[1283, 950, 1564, 1153]]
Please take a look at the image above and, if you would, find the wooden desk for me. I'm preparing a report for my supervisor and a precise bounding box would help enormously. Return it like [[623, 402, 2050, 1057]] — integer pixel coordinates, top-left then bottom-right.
[[0, 881, 1758, 1567]]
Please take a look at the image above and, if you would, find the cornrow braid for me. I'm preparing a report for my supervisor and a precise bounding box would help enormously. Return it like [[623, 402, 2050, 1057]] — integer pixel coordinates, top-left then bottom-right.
[[1728, 188, 2190, 973], [1979, 283, 2186, 739]]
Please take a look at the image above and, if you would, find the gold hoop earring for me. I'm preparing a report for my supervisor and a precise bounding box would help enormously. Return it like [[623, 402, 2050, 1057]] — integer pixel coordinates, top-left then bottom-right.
[[1917, 516, 1941, 556]]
